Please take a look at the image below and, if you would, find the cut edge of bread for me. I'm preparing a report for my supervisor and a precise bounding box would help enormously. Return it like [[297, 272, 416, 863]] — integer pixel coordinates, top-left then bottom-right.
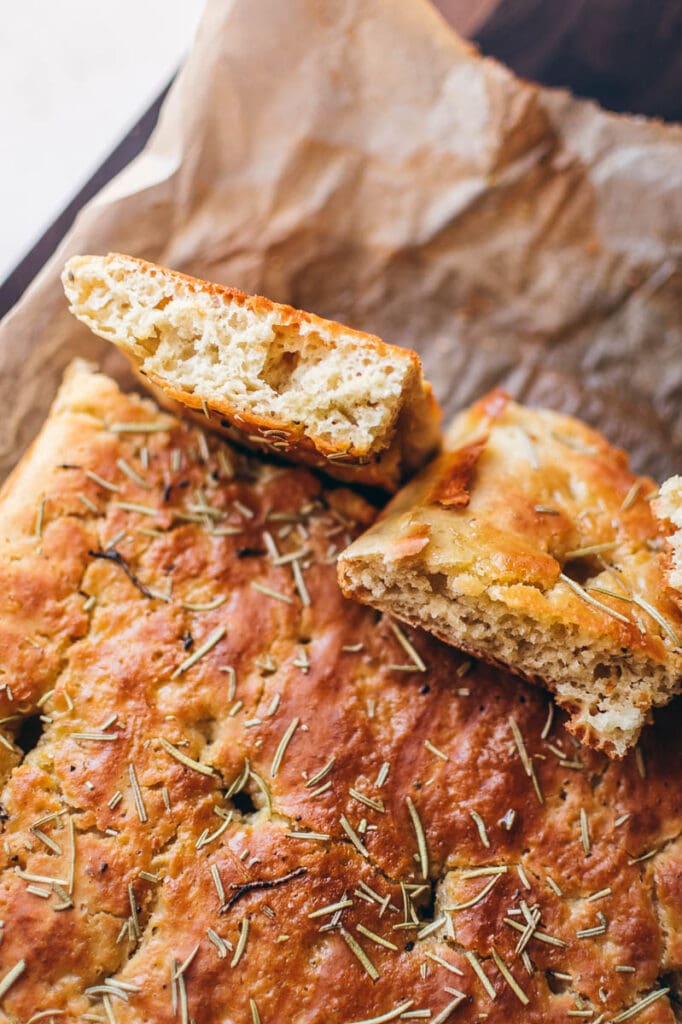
[[653, 475, 682, 600], [337, 553, 681, 758], [61, 253, 441, 490]]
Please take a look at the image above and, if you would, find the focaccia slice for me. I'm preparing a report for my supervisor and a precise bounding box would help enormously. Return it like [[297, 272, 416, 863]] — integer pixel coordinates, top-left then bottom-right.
[[338, 388, 682, 757], [62, 253, 440, 491]]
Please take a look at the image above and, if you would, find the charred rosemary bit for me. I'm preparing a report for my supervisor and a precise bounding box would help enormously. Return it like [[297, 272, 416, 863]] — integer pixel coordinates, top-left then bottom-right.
[[89, 547, 155, 599], [221, 867, 307, 914]]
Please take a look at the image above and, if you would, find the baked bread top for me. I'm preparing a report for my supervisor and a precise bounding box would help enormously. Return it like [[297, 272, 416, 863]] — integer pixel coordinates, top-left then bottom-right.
[[338, 389, 682, 758], [61, 254, 441, 492], [0, 364, 678, 1024]]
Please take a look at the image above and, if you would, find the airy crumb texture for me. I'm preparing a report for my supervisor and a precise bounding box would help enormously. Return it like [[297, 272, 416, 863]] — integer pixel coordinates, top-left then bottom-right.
[[0, 362, 679, 1023], [338, 388, 682, 758], [61, 253, 440, 491], [653, 476, 682, 605]]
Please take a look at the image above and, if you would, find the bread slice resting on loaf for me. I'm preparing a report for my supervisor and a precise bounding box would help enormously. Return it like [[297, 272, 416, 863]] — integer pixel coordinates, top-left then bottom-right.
[[61, 253, 441, 492], [0, 361, 679, 1023], [338, 388, 682, 758]]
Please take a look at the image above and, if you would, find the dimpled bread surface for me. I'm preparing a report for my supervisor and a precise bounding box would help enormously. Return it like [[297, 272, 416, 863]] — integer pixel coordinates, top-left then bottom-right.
[[0, 364, 677, 1023]]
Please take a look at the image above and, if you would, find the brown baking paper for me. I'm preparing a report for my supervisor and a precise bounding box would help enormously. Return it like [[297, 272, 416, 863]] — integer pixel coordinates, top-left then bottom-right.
[[1, 0, 681, 483]]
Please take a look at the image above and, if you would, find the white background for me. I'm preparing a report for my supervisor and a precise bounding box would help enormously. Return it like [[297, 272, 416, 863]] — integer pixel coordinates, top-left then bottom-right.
[[0, 0, 206, 283]]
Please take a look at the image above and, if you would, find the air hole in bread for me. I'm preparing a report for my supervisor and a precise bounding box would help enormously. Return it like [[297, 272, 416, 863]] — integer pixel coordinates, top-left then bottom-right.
[[660, 972, 682, 1021], [15, 715, 42, 757], [561, 557, 594, 587], [231, 788, 257, 816], [546, 970, 572, 995], [259, 335, 301, 394]]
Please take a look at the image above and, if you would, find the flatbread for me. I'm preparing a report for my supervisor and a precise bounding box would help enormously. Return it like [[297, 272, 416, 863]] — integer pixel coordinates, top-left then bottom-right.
[[0, 364, 678, 1023]]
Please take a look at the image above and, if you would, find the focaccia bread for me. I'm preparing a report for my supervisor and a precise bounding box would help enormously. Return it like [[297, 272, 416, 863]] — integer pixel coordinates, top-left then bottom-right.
[[0, 363, 678, 1024], [61, 254, 441, 492], [653, 477, 682, 609], [338, 389, 682, 758]]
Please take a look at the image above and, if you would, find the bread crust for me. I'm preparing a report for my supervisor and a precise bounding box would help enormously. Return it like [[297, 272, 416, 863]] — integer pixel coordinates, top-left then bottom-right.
[[338, 390, 682, 757], [0, 364, 678, 1023], [62, 254, 441, 491]]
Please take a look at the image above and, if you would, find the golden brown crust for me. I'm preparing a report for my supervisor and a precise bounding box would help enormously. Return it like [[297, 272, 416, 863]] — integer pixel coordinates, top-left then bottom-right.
[[338, 390, 682, 756], [62, 254, 442, 492], [0, 365, 678, 1023]]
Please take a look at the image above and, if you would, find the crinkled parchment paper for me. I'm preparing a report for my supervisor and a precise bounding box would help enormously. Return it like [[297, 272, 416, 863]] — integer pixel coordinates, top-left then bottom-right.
[[1, 0, 680, 481]]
